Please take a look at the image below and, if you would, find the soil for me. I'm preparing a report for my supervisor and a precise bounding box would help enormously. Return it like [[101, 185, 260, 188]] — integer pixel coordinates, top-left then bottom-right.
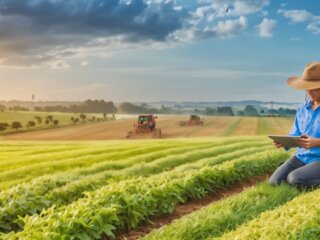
[[115, 174, 269, 240], [1, 115, 291, 140]]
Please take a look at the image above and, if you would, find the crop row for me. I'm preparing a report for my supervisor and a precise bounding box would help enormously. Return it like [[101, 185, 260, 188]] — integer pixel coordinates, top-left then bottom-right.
[[142, 183, 300, 240], [2, 149, 289, 239], [0, 139, 219, 204], [213, 186, 320, 239], [0, 141, 269, 232], [0, 140, 210, 188], [0, 140, 187, 172]]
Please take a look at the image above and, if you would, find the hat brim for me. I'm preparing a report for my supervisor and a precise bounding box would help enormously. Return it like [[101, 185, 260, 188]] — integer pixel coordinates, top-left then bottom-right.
[[287, 77, 320, 90]]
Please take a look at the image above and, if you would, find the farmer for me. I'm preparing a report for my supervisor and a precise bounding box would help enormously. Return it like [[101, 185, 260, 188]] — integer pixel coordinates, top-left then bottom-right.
[[269, 62, 320, 188]]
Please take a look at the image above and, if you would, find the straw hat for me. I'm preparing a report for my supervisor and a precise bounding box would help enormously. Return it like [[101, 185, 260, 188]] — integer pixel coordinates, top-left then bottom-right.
[[288, 62, 320, 90]]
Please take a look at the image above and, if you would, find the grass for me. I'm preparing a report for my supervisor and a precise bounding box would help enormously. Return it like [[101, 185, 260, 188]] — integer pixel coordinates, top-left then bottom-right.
[[0, 110, 112, 135]]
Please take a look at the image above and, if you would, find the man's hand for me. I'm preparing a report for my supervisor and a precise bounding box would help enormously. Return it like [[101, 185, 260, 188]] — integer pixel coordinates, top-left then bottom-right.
[[273, 141, 283, 149], [295, 135, 320, 149]]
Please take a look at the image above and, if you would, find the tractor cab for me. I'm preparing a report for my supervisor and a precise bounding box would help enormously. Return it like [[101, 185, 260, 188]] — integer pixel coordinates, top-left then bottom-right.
[[126, 114, 161, 139]]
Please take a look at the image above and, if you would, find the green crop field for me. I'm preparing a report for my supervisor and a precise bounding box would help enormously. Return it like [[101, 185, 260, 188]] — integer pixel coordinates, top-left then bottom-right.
[[0, 136, 315, 240]]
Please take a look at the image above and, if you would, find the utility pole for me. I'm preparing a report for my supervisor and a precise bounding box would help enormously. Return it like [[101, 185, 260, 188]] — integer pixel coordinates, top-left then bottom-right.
[[270, 101, 274, 117]]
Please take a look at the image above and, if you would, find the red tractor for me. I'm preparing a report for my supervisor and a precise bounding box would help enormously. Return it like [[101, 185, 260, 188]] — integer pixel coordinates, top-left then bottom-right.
[[126, 114, 162, 139]]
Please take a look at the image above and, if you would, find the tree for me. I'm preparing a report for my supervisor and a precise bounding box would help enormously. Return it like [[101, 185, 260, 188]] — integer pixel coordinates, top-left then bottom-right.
[[243, 105, 258, 116], [45, 119, 50, 125], [26, 121, 36, 128], [0, 105, 6, 112], [46, 115, 54, 122], [0, 122, 9, 131], [53, 120, 59, 126], [237, 110, 245, 116], [217, 106, 234, 116], [205, 107, 217, 116], [11, 121, 22, 130], [79, 113, 87, 123], [35, 116, 42, 124], [71, 117, 80, 124]]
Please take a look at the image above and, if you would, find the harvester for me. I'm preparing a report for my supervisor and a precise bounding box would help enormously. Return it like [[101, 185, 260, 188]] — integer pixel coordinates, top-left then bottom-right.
[[179, 115, 204, 127], [126, 114, 162, 139]]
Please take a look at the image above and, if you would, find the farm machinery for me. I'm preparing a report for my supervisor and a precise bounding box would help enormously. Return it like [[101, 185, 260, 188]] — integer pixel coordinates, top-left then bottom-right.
[[179, 115, 204, 127], [126, 114, 162, 139]]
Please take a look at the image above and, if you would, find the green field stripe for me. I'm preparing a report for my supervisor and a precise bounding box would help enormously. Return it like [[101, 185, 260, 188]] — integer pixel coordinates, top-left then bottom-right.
[[0, 141, 175, 170], [220, 117, 243, 136], [0, 142, 218, 215], [256, 117, 270, 135], [0, 140, 242, 204], [1, 148, 290, 238], [0, 141, 184, 172], [142, 183, 300, 240], [174, 144, 271, 172], [121, 141, 270, 178], [0, 141, 216, 189], [0, 142, 193, 184], [0, 140, 268, 233], [47, 142, 271, 206], [213, 187, 320, 240]]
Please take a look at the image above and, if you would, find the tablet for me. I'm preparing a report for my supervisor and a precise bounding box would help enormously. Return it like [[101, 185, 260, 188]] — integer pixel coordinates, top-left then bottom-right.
[[268, 135, 302, 148]]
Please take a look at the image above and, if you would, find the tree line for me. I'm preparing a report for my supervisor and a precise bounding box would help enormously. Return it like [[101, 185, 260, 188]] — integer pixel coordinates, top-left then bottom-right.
[[0, 100, 296, 117], [198, 105, 296, 117]]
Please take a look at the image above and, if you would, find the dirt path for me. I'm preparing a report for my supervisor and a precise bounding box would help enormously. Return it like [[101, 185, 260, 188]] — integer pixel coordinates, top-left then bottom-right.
[[115, 174, 269, 240]]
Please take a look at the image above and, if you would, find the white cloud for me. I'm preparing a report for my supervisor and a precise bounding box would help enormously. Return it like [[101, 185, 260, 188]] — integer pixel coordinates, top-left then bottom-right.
[[214, 16, 248, 37], [257, 18, 277, 38], [307, 20, 320, 34], [195, 0, 269, 21], [278, 8, 320, 34], [278, 9, 314, 22]]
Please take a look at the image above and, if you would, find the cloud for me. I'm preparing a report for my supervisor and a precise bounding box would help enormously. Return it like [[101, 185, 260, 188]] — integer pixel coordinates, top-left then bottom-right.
[[0, 0, 267, 67], [278, 9, 314, 22], [257, 18, 277, 38], [278, 8, 320, 34], [174, 16, 248, 41], [0, 0, 189, 67], [307, 20, 320, 34], [196, 0, 269, 20], [214, 16, 248, 37]]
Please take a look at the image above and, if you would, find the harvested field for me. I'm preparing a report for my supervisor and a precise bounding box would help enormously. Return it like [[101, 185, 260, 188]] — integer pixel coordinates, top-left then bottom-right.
[[1, 116, 294, 140]]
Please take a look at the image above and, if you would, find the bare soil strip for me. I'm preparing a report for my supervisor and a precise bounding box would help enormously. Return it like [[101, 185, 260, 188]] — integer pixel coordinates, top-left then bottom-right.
[[115, 174, 269, 240], [2, 116, 293, 140]]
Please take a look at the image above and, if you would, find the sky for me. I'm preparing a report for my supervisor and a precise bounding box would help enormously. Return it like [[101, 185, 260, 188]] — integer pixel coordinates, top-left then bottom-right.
[[0, 0, 319, 103]]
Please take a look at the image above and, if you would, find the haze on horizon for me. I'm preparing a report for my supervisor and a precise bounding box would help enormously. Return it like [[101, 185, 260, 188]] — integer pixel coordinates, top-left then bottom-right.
[[1, 0, 319, 103]]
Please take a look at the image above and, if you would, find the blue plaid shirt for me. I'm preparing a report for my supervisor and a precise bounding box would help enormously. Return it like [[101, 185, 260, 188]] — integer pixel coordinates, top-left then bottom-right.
[[289, 100, 320, 164]]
